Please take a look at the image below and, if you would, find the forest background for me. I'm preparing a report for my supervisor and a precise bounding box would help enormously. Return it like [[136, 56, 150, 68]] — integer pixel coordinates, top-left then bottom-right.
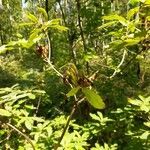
[[0, 0, 150, 149]]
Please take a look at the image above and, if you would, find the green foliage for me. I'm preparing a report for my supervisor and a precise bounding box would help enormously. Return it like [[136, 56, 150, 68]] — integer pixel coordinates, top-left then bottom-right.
[[0, 0, 150, 149], [82, 88, 105, 109]]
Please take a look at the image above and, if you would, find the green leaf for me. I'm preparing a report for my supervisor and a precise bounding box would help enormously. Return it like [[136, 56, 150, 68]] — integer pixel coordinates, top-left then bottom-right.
[[140, 131, 150, 139], [98, 21, 117, 30], [50, 25, 68, 31], [124, 38, 141, 46], [27, 93, 36, 99], [128, 98, 141, 106], [37, 7, 48, 20], [19, 22, 35, 26], [127, 7, 139, 20], [129, 0, 140, 5], [42, 19, 68, 31], [26, 12, 38, 23], [42, 19, 60, 29], [67, 87, 80, 97], [32, 117, 45, 122], [140, 104, 149, 112], [144, 0, 150, 5], [25, 120, 32, 130], [90, 113, 101, 121], [82, 88, 105, 109], [144, 121, 150, 128], [103, 15, 128, 26], [28, 29, 41, 41], [0, 109, 11, 117], [0, 45, 7, 54]]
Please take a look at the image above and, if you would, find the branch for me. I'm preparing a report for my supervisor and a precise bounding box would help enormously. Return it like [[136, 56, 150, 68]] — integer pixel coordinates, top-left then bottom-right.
[[58, 1, 77, 64], [120, 46, 147, 73], [75, 0, 89, 74], [45, 58, 63, 78], [54, 98, 85, 150], [110, 49, 126, 79], [58, 1, 67, 26], [34, 96, 41, 117], [46, 33, 51, 61], [6, 123, 35, 150]]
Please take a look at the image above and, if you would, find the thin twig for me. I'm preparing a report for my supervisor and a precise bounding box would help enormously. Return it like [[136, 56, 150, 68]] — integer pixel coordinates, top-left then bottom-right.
[[45, 22, 76, 78], [76, 0, 89, 74], [110, 49, 126, 79], [120, 47, 147, 73], [46, 33, 51, 61], [45, 58, 63, 78], [58, 1, 77, 64], [54, 98, 85, 150], [6, 123, 35, 150], [35, 96, 41, 116]]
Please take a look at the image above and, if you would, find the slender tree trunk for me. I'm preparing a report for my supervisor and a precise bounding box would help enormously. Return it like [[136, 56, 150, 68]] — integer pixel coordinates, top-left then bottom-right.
[[58, 1, 77, 64], [45, 0, 54, 63], [75, 0, 89, 74]]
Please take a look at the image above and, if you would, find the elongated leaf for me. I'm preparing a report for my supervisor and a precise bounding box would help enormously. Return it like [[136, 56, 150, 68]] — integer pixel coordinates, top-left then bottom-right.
[[140, 131, 150, 139], [42, 19, 68, 31], [67, 87, 80, 97], [50, 25, 68, 31], [28, 29, 41, 41], [25, 120, 32, 130], [90, 113, 101, 121], [124, 38, 141, 46], [37, 7, 48, 20], [32, 117, 45, 122], [0, 109, 11, 117], [26, 12, 38, 23], [103, 15, 127, 26], [98, 21, 117, 30], [127, 7, 139, 20], [128, 98, 141, 106], [82, 88, 105, 109], [144, 122, 150, 128]]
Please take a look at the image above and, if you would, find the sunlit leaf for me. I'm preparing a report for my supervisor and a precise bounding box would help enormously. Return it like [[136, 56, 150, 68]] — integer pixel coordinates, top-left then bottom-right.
[[127, 7, 139, 20], [140, 131, 150, 139], [129, 0, 140, 5], [0, 45, 7, 54], [67, 87, 80, 97], [128, 98, 141, 106], [98, 21, 117, 30], [42, 19, 68, 31], [82, 88, 105, 109], [32, 117, 45, 122], [50, 25, 68, 31], [28, 29, 41, 41], [0, 109, 11, 117], [25, 120, 32, 130], [90, 113, 101, 121], [144, 121, 150, 127], [37, 7, 48, 20], [26, 12, 38, 23], [124, 38, 141, 46], [103, 15, 128, 26], [140, 104, 149, 112], [27, 93, 36, 99]]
